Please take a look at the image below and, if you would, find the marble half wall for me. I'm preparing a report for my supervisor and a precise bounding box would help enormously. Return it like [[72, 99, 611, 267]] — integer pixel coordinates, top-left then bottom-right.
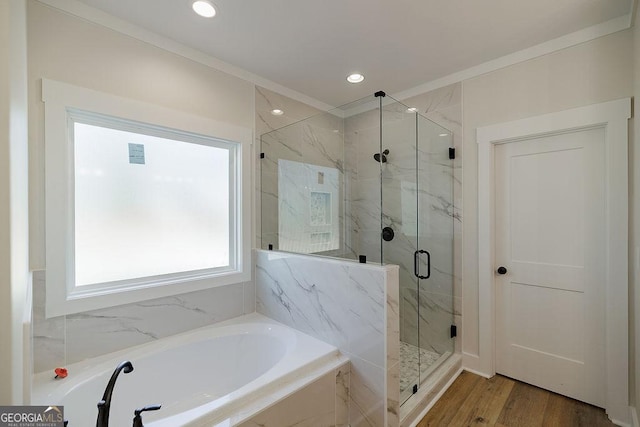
[[31, 270, 253, 374], [255, 250, 399, 427]]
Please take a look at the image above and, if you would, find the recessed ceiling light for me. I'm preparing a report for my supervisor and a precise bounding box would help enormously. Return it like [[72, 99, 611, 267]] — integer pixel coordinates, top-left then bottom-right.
[[192, 0, 216, 18], [439, 133, 449, 137], [270, 109, 284, 116], [407, 107, 418, 113], [346, 73, 365, 84]]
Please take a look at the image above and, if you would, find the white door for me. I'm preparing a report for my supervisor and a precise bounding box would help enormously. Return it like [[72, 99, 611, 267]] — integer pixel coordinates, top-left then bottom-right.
[[494, 127, 606, 407]]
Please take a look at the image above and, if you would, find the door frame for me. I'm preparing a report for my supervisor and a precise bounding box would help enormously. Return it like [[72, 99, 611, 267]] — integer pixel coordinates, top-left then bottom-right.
[[474, 98, 631, 424]]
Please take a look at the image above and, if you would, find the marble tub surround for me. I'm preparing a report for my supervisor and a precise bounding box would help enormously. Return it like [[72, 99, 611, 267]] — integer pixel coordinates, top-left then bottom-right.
[[31, 270, 253, 373], [255, 249, 399, 427], [237, 361, 350, 427], [31, 272, 65, 374]]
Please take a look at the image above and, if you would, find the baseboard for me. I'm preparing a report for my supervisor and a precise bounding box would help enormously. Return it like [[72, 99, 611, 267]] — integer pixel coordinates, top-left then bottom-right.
[[612, 417, 632, 427], [462, 351, 493, 378], [631, 406, 639, 427], [461, 366, 492, 379]]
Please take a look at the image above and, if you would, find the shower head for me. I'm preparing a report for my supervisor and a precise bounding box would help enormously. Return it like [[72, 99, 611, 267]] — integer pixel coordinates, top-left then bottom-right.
[[373, 149, 390, 163]]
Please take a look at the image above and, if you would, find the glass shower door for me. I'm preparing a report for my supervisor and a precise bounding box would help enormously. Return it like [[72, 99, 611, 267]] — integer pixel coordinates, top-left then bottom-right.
[[415, 114, 455, 384], [378, 98, 421, 403], [381, 98, 455, 405]]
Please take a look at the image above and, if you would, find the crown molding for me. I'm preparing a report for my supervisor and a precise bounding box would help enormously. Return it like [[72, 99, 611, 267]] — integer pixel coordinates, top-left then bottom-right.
[[393, 13, 632, 103]]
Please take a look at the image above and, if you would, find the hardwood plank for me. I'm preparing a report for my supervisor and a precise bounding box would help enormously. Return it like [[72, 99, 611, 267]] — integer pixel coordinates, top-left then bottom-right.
[[542, 392, 613, 427], [416, 372, 616, 427], [447, 374, 516, 425], [542, 392, 580, 427], [416, 371, 482, 426], [496, 381, 550, 427]]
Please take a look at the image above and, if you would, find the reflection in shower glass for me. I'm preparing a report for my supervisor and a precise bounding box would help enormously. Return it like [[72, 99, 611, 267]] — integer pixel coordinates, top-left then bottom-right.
[[277, 159, 339, 254]]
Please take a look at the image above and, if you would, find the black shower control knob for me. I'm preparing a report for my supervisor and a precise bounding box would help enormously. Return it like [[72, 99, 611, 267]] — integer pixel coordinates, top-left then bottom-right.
[[496, 266, 507, 275], [382, 227, 395, 242]]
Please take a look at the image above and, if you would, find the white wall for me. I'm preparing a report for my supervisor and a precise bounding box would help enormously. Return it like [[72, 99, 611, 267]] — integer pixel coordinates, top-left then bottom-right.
[[28, 1, 255, 269], [0, 0, 28, 404], [461, 29, 633, 371]]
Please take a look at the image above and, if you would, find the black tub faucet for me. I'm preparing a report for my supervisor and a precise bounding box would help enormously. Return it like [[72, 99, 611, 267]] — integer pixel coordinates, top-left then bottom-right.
[[96, 361, 134, 427], [132, 404, 162, 427]]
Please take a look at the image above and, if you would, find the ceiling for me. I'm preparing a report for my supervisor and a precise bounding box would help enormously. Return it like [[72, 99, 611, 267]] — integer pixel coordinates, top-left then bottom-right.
[[71, 0, 632, 107]]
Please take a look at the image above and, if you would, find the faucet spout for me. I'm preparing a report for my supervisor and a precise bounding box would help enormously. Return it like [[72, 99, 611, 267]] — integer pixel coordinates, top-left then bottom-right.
[[96, 361, 134, 427]]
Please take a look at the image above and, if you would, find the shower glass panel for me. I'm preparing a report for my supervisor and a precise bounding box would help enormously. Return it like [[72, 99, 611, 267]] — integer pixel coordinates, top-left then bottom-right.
[[378, 99, 421, 402], [414, 114, 455, 396], [260, 94, 382, 262], [260, 93, 455, 404]]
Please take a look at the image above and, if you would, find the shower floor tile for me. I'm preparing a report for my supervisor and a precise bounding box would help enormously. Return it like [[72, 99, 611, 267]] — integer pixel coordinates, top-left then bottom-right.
[[399, 341, 441, 393]]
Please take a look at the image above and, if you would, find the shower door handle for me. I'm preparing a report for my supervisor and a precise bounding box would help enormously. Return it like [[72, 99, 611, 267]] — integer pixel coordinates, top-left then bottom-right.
[[414, 250, 431, 280]]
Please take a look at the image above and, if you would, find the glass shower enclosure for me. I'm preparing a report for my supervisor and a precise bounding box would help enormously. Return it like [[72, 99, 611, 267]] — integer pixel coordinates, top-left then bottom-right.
[[260, 92, 455, 404]]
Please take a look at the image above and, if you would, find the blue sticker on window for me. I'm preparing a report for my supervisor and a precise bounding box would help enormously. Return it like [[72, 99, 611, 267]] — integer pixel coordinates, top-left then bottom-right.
[[128, 143, 145, 164]]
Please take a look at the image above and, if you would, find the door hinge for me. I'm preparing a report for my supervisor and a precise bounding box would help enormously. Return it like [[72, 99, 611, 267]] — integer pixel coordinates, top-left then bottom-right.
[[450, 324, 457, 338], [448, 147, 455, 160]]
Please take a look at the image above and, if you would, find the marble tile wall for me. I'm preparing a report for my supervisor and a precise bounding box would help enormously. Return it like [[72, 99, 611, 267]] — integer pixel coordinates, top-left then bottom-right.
[[237, 361, 350, 427], [31, 270, 252, 373], [255, 250, 399, 427]]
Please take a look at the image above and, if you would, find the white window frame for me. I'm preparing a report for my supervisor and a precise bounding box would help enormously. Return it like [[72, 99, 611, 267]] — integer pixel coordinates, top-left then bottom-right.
[[43, 79, 252, 317]]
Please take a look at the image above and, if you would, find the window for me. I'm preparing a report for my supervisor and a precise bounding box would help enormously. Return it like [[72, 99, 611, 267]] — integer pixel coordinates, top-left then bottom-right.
[[72, 113, 234, 286], [43, 80, 251, 317]]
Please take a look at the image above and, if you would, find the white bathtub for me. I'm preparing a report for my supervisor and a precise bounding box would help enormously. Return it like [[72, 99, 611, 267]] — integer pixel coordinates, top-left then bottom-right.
[[31, 313, 343, 426]]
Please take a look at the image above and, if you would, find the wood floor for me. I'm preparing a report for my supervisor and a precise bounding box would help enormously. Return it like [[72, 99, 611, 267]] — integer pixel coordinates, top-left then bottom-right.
[[417, 371, 615, 427]]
